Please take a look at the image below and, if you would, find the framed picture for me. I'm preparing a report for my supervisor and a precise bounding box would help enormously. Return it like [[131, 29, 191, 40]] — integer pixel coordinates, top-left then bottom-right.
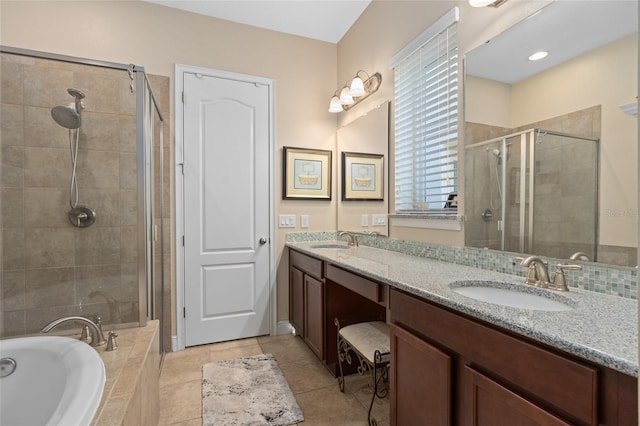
[[342, 152, 384, 201], [283, 146, 332, 200]]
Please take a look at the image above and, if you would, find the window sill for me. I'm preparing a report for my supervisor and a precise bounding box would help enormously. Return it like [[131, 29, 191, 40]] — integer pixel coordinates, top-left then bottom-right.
[[389, 213, 464, 231]]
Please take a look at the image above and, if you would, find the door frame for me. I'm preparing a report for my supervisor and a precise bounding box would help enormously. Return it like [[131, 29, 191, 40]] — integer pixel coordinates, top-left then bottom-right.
[[174, 63, 276, 351]]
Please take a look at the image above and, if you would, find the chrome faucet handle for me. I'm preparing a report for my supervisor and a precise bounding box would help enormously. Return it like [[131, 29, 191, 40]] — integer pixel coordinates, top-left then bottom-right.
[[80, 325, 92, 344], [95, 316, 103, 334], [106, 331, 118, 351], [515, 257, 539, 286], [549, 264, 582, 291]]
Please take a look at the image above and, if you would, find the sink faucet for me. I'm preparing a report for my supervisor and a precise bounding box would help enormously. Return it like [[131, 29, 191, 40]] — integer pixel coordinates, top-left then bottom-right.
[[40, 316, 107, 347], [518, 256, 551, 288], [518, 256, 582, 291], [569, 251, 590, 262], [338, 231, 359, 247]]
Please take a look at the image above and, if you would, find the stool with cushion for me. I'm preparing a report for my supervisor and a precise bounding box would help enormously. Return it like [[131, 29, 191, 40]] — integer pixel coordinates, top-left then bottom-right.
[[335, 318, 390, 426]]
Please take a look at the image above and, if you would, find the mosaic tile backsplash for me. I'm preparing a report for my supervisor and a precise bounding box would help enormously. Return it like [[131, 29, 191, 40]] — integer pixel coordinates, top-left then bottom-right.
[[286, 232, 637, 300]]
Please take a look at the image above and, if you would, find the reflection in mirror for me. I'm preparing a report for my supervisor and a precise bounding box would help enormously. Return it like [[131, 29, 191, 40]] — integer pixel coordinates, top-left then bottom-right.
[[464, 1, 638, 267], [337, 101, 390, 236]]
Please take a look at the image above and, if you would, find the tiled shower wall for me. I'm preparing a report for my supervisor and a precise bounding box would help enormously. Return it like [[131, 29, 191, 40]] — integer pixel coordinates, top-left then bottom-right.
[[1, 53, 154, 337]]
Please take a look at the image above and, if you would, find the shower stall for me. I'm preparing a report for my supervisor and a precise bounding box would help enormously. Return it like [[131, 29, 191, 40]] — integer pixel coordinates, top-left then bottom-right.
[[465, 128, 599, 261], [0, 47, 169, 361]]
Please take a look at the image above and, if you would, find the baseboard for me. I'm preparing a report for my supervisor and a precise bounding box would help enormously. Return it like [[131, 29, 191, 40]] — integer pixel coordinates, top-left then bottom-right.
[[276, 321, 294, 335], [171, 335, 179, 352]]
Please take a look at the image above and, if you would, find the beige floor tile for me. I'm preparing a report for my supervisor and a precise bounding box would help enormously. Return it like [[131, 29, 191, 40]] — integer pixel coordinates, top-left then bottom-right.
[[207, 343, 263, 362], [259, 334, 318, 365], [208, 337, 259, 351], [159, 380, 202, 425], [279, 356, 337, 394], [159, 334, 391, 426], [294, 386, 369, 426], [160, 350, 210, 387]]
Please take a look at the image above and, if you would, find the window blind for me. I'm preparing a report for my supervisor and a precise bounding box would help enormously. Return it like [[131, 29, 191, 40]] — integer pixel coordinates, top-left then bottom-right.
[[393, 12, 459, 213]]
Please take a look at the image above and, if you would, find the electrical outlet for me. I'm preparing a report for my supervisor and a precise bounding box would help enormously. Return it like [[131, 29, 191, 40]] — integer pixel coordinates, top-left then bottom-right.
[[300, 215, 309, 228], [373, 214, 387, 226], [361, 214, 369, 227], [278, 214, 296, 228]]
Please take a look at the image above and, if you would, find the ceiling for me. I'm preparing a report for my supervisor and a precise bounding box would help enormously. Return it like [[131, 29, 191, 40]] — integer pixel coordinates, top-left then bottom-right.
[[144, 0, 371, 44], [465, 0, 638, 84]]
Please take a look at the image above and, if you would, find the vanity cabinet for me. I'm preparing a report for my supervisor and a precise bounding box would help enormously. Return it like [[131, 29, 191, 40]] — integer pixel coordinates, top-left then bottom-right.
[[390, 288, 638, 426], [288, 248, 387, 375], [289, 249, 325, 359]]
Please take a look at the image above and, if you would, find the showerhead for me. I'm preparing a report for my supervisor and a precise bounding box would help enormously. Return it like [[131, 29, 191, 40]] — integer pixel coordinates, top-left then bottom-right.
[[51, 88, 86, 129], [490, 148, 501, 157], [51, 104, 81, 129]]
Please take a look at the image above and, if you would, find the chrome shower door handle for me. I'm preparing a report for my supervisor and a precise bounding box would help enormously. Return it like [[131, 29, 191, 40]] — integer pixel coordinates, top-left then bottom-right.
[[259, 237, 268, 245]]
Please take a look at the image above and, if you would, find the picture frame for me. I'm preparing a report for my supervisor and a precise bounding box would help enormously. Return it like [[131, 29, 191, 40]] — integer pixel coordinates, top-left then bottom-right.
[[283, 146, 332, 200], [342, 152, 384, 201]]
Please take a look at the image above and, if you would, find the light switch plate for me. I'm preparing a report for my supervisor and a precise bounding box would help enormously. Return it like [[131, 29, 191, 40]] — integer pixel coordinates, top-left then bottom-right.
[[279, 214, 296, 228], [361, 214, 369, 227], [300, 215, 309, 228], [373, 214, 387, 226]]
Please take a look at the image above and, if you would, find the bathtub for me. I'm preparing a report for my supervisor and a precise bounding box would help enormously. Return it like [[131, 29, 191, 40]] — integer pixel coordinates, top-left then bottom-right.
[[0, 336, 106, 426]]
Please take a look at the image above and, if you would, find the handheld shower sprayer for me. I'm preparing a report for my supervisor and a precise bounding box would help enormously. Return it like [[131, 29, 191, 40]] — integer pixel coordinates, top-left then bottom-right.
[[50, 88, 95, 228], [51, 88, 86, 129]]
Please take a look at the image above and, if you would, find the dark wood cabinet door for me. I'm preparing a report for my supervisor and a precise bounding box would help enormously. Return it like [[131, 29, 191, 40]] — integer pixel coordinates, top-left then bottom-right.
[[462, 365, 572, 426], [289, 266, 304, 335], [304, 274, 324, 359], [390, 323, 452, 426]]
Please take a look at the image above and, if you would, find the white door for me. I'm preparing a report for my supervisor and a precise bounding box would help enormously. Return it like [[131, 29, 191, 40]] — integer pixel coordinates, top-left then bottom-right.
[[182, 71, 271, 347]]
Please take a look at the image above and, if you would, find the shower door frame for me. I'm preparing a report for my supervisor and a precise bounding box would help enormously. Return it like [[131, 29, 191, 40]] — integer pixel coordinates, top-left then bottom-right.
[[0, 45, 164, 339], [465, 128, 599, 256]]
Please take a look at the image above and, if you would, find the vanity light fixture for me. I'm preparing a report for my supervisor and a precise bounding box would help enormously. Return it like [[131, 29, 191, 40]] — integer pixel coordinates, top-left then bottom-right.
[[528, 51, 548, 61], [328, 71, 381, 113], [469, 0, 508, 7]]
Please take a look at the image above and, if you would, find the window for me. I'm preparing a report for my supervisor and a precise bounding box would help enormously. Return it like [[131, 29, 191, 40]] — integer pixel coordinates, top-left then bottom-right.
[[391, 8, 459, 213]]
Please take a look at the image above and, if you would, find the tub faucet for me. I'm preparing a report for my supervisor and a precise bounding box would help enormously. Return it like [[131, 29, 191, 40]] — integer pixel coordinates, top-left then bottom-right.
[[40, 316, 107, 347], [518, 256, 551, 288]]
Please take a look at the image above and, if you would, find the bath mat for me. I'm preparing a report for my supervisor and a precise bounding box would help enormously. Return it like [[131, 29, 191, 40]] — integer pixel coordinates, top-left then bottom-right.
[[202, 353, 304, 426]]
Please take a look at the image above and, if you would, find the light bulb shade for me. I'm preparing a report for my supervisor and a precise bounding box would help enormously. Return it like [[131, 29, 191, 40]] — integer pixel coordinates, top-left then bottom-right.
[[339, 86, 354, 105], [328, 95, 343, 113], [469, 0, 495, 6], [350, 77, 366, 97]]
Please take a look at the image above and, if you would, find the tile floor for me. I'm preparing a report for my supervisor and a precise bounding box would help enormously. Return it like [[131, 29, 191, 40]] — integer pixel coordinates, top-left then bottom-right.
[[159, 334, 390, 425]]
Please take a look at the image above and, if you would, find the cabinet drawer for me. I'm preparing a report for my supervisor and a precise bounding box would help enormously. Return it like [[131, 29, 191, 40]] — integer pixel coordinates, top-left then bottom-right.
[[290, 249, 323, 280], [391, 289, 598, 425], [326, 264, 383, 305]]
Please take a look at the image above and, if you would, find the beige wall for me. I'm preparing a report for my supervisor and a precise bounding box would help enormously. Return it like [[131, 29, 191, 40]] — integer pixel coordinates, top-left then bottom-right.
[[1, 0, 337, 333]]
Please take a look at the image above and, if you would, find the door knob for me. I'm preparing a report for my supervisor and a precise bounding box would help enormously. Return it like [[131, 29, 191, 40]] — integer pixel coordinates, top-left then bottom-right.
[[259, 237, 268, 245]]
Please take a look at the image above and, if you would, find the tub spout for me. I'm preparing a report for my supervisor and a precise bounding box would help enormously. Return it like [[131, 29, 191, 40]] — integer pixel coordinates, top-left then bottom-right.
[[40, 316, 107, 347]]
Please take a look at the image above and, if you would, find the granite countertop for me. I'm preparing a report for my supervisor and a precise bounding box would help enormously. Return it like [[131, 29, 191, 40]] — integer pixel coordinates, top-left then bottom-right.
[[287, 241, 638, 377]]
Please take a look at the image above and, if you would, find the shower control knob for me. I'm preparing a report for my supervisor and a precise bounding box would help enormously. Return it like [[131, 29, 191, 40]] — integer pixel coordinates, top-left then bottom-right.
[[68, 206, 96, 228]]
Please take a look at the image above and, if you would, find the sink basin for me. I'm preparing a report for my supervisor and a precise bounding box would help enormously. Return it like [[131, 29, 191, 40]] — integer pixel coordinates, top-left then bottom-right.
[[310, 243, 350, 249], [451, 282, 573, 311]]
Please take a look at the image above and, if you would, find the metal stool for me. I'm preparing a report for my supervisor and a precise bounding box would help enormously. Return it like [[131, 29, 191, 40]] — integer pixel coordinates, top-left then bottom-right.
[[335, 318, 390, 426]]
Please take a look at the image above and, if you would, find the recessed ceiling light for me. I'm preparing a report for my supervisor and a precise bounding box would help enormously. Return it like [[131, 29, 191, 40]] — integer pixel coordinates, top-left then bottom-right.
[[528, 51, 548, 61]]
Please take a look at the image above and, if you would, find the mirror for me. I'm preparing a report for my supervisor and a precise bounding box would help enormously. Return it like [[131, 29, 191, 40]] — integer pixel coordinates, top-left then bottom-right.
[[464, 1, 638, 268], [336, 101, 390, 236]]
